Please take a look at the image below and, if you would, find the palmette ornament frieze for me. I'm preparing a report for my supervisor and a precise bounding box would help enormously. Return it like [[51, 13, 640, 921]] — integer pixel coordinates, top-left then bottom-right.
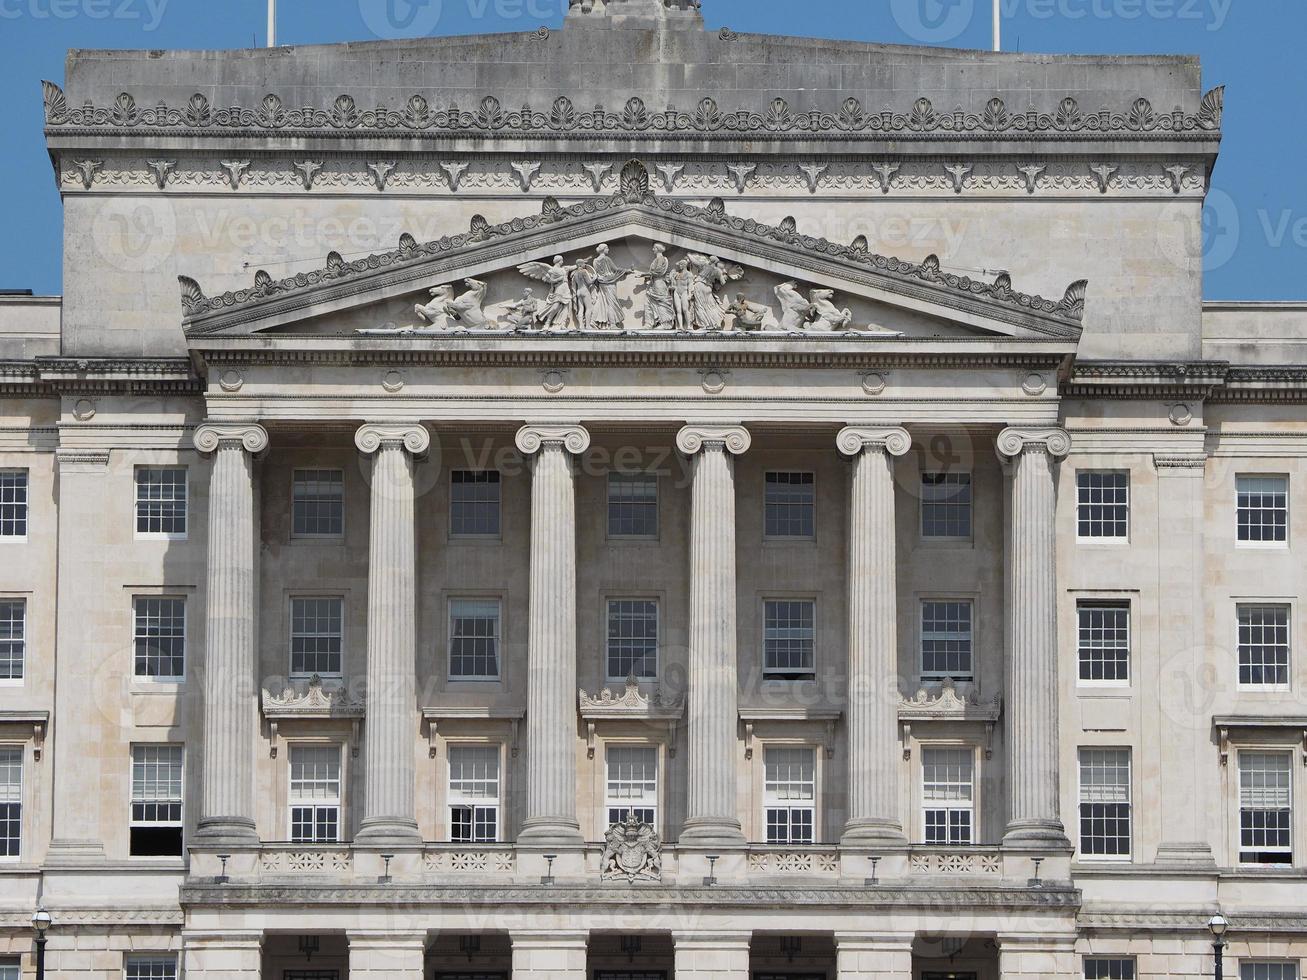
[[59, 155, 1207, 197], [41, 81, 1223, 138]]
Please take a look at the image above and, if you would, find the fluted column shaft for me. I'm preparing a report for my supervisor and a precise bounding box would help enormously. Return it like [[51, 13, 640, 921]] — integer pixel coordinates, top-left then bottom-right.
[[677, 424, 751, 847], [194, 423, 268, 845], [999, 427, 1071, 847], [516, 424, 591, 847], [838, 426, 911, 845], [354, 423, 430, 845]]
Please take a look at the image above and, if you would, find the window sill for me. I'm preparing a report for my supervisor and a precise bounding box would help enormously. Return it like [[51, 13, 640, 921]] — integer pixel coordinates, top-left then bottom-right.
[[1075, 537, 1131, 546], [1077, 682, 1133, 692], [134, 534, 189, 543], [130, 679, 186, 691], [447, 535, 503, 545], [0, 537, 28, 545]]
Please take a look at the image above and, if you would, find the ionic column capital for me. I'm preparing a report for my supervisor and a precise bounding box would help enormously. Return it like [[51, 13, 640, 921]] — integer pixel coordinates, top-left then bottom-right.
[[676, 424, 751, 456], [194, 422, 268, 455], [836, 425, 912, 457], [996, 426, 1071, 459], [354, 423, 430, 456], [515, 423, 590, 456]]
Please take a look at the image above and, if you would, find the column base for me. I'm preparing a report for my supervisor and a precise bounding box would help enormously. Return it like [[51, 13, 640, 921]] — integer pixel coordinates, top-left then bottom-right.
[[355, 817, 422, 846], [1002, 819, 1071, 849], [677, 817, 747, 848], [1155, 841, 1217, 867], [194, 817, 260, 847], [518, 816, 585, 848], [840, 819, 908, 847]]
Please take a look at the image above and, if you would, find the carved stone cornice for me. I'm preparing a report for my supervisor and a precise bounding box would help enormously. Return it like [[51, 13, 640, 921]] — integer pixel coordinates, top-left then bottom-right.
[[899, 679, 1002, 723], [55, 449, 111, 470], [514, 423, 590, 455], [836, 426, 911, 457], [193, 422, 269, 454], [42, 81, 1222, 141], [261, 676, 365, 719], [676, 424, 751, 456], [996, 427, 1072, 459], [353, 422, 431, 456], [578, 678, 685, 720]]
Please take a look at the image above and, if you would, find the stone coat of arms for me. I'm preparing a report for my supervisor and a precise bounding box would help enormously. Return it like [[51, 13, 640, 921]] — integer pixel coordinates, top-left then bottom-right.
[[600, 812, 662, 883]]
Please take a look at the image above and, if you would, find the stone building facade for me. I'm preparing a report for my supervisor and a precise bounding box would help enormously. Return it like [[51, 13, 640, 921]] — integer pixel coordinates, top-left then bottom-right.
[[1, 0, 1305, 977]]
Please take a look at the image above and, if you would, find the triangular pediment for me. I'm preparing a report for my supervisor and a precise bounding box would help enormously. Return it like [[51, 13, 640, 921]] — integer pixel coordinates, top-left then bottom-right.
[[180, 184, 1086, 344]]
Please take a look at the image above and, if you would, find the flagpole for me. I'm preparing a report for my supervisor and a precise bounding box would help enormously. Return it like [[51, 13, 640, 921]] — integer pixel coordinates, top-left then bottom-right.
[[993, 0, 1001, 51], [267, 0, 276, 47]]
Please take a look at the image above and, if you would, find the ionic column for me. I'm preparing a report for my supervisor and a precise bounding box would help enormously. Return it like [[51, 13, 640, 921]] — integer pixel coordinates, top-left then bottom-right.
[[997, 427, 1071, 847], [353, 423, 430, 845], [837, 426, 912, 846], [193, 422, 268, 845], [515, 423, 591, 847], [676, 424, 751, 847]]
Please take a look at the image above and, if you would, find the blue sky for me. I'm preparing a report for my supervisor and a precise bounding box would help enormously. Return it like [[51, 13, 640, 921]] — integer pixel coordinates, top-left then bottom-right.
[[0, 0, 1303, 299]]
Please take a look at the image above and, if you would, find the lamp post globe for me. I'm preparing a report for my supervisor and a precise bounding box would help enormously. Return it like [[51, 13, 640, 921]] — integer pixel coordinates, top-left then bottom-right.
[[31, 906, 51, 980], [1209, 913, 1229, 980]]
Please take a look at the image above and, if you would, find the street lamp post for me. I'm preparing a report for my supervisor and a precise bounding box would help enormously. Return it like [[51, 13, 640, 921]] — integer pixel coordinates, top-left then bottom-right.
[[31, 906, 52, 980], [1209, 912, 1229, 980]]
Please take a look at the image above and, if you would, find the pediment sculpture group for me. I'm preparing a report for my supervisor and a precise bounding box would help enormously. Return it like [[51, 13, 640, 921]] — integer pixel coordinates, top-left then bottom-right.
[[365, 243, 898, 336]]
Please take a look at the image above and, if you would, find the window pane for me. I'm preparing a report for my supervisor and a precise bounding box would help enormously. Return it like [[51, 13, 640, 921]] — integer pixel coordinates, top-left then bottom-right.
[[292, 469, 344, 537], [764, 600, 815, 677], [608, 473, 658, 537], [449, 746, 500, 799], [1079, 748, 1131, 857], [921, 472, 972, 538], [1077, 471, 1129, 539], [1078, 603, 1129, 683], [1241, 966, 1298, 980], [451, 470, 501, 536], [125, 958, 178, 980], [1237, 475, 1288, 543], [291, 597, 343, 676], [130, 744, 183, 857], [0, 959, 19, 980], [606, 746, 657, 826], [922, 747, 974, 845], [1240, 751, 1292, 864], [449, 600, 500, 679], [1085, 959, 1136, 980], [0, 600, 24, 681], [921, 601, 972, 680], [764, 471, 814, 538], [607, 599, 658, 679], [0, 747, 20, 858], [0, 470, 27, 537], [764, 747, 815, 801], [290, 746, 341, 799], [133, 597, 185, 679], [1239, 605, 1290, 687], [135, 468, 187, 535]]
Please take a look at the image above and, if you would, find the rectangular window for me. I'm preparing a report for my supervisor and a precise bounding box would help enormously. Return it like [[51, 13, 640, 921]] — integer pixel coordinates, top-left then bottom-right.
[[921, 600, 973, 682], [763, 599, 815, 680], [290, 745, 341, 843], [764, 471, 815, 539], [606, 745, 658, 829], [764, 746, 816, 844], [450, 470, 501, 537], [1242, 966, 1299, 980], [1240, 751, 1292, 864], [606, 599, 658, 680], [135, 467, 187, 536], [290, 597, 344, 677], [1076, 471, 1129, 540], [0, 470, 27, 538], [1238, 475, 1289, 544], [608, 473, 658, 538], [130, 744, 183, 857], [921, 472, 972, 539], [922, 747, 974, 845], [0, 959, 18, 980], [0, 600, 23, 681], [1084, 960, 1136, 980], [1078, 748, 1131, 858], [133, 596, 185, 680], [448, 745, 500, 843], [292, 468, 344, 537], [449, 599, 501, 680], [1078, 602, 1130, 684], [125, 956, 179, 980], [1239, 605, 1291, 688], [0, 747, 20, 858]]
